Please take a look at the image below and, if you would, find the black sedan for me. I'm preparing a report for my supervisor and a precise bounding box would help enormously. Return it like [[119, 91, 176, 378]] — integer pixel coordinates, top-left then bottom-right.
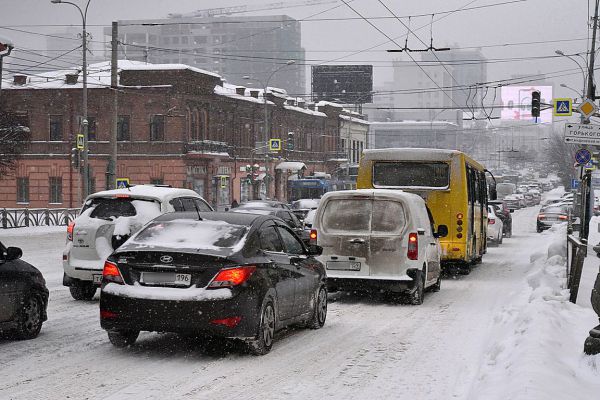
[[100, 212, 327, 355], [0, 241, 49, 339], [229, 207, 305, 241], [236, 200, 291, 210]]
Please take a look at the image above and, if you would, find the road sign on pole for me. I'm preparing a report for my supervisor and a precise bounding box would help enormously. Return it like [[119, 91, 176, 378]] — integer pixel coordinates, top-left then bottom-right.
[[577, 99, 598, 119], [575, 148, 592, 165], [76, 134, 84, 150], [553, 98, 573, 116], [268, 138, 281, 152], [564, 123, 600, 145], [116, 178, 130, 189]]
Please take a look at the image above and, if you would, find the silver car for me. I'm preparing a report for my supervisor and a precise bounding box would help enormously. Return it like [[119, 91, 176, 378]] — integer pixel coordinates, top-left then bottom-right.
[[63, 185, 212, 300]]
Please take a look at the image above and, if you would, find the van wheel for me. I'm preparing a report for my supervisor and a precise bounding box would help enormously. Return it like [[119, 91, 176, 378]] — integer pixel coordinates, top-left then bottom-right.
[[409, 271, 425, 305], [459, 263, 472, 275], [69, 281, 97, 301]]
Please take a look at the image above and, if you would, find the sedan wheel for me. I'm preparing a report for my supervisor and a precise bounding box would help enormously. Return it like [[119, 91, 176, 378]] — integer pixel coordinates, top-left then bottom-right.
[[14, 296, 43, 340], [69, 281, 97, 301], [248, 301, 275, 356], [308, 286, 327, 329]]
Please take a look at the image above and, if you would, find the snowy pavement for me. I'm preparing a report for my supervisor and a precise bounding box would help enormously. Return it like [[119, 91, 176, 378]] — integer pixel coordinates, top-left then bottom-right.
[[1, 207, 599, 400]]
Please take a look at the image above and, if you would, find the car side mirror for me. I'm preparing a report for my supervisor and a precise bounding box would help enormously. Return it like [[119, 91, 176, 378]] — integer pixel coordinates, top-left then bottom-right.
[[6, 247, 23, 261], [307, 244, 323, 256], [435, 225, 448, 238]]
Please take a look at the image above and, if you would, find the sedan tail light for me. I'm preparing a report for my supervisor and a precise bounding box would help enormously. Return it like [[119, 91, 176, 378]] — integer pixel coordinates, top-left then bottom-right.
[[309, 229, 318, 244], [102, 260, 124, 285], [208, 266, 256, 289], [67, 221, 75, 241], [488, 218, 495, 225], [537, 214, 545, 220], [407, 232, 418, 260], [210, 316, 242, 328], [559, 215, 568, 220]]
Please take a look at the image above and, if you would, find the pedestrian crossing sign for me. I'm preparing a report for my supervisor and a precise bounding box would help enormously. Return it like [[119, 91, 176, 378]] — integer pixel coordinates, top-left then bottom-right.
[[76, 134, 84, 149], [268, 138, 281, 152], [553, 98, 572, 116], [116, 178, 130, 189]]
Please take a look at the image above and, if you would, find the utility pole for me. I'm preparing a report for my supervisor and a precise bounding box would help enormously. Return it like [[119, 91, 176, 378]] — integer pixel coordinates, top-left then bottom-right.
[[108, 21, 118, 189], [588, 0, 600, 108]]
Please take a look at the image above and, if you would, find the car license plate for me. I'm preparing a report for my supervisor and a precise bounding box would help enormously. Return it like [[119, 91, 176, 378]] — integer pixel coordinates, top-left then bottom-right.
[[141, 272, 192, 287], [92, 274, 102, 284], [326, 261, 361, 271]]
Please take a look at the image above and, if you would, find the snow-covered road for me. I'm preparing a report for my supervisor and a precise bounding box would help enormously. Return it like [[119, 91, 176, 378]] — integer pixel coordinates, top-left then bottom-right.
[[1, 205, 599, 400]]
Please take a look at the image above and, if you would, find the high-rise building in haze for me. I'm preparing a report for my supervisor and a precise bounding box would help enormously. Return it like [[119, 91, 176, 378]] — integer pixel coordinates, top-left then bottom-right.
[[105, 15, 305, 96]]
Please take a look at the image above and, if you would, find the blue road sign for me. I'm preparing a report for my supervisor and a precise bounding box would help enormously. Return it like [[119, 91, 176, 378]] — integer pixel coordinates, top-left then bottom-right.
[[116, 178, 130, 189], [572, 179, 581, 189], [575, 148, 592, 165]]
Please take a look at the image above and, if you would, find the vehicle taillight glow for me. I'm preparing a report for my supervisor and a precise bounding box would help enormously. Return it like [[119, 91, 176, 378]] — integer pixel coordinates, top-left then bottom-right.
[[456, 213, 463, 220], [559, 215, 568, 220], [115, 194, 130, 198], [407, 232, 418, 260], [210, 316, 242, 328], [100, 310, 117, 319], [208, 266, 256, 288], [102, 260, 124, 284], [67, 221, 75, 241], [309, 229, 318, 244], [538, 214, 545, 220], [488, 218, 495, 225]]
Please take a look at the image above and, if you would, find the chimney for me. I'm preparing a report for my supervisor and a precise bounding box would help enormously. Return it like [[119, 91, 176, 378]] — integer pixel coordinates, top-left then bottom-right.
[[13, 75, 27, 85], [307, 103, 316, 111], [297, 99, 306, 108], [235, 86, 246, 96], [249, 90, 260, 99], [65, 73, 79, 85]]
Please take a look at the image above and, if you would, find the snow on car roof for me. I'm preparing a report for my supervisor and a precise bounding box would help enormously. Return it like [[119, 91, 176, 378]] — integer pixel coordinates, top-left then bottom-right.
[[320, 188, 424, 205], [87, 185, 200, 201]]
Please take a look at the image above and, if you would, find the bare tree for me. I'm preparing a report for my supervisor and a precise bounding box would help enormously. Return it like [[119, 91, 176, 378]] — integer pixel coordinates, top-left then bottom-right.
[[0, 110, 31, 177], [546, 129, 576, 188]]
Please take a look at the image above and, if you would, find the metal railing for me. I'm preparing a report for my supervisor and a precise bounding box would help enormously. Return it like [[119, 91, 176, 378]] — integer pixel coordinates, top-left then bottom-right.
[[566, 234, 587, 303], [1, 208, 79, 229]]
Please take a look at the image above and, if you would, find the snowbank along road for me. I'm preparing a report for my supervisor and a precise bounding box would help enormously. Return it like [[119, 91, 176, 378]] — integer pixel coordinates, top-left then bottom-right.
[[1, 205, 599, 400]]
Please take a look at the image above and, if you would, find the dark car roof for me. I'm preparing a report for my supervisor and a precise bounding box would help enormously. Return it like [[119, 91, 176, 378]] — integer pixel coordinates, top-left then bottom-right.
[[154, 211, 266, 226], [230, 207, 279, 215], [239, 200, 287, 208]]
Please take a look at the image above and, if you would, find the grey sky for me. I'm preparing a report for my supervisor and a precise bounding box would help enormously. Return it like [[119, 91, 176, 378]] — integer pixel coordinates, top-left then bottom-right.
[[0, 0, 592, 98]]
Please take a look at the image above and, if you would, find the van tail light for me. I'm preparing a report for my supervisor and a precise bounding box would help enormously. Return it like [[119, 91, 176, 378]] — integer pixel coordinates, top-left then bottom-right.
[[102, 260, 124, 285], [488, 218, 495, 225], [407, 233, 418, 260], [67, 221, 75, 241], [309, 229, 318, 244], [559, 215, 568, 220], [537, 214, 545, 220], [208, 266, 256, 289]]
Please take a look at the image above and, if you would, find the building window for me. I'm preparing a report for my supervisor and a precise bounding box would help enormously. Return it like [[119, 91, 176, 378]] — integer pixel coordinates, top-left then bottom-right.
[[150, 115, 165, 141], [17, 177, 29, 203], [49, 115, 63, 141], [49, 177, 62, 204], [86, 116, 97, 141], [117, 115, 130, 141]]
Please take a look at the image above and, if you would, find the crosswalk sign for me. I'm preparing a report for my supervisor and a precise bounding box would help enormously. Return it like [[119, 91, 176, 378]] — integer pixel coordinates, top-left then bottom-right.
[[116, 178, 130, 189], [268, 138, 281, 152], [553, 98, 572, 116], [76, 134, 84, 149]]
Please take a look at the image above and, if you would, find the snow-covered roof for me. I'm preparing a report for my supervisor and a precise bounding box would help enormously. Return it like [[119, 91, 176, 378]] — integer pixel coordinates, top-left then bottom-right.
[[275, 161, 306, 171], [87, 185, 201, 201], [283, 104, 326, 117], [362, 148, 461, 162], [340, 114, 370, 125], [316, 100, 343, 108], [214, 83, 273, 105], [370, 120, 458, 126]]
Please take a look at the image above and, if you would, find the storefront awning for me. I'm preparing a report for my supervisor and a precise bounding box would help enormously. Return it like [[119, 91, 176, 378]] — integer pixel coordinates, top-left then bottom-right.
[[275, 161, 306, 172]]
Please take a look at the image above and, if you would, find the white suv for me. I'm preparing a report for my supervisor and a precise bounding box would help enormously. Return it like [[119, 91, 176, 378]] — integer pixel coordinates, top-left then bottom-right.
[[63, 185, 212, 300]]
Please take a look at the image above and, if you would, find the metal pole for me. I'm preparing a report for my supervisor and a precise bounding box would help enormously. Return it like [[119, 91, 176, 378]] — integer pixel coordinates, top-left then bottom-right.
[[81, 10, 89, 199], [264, 86, 269, 199], [0, 45, 13, 101], [587, 0, 599, 104], [108, 21, 118, 189]]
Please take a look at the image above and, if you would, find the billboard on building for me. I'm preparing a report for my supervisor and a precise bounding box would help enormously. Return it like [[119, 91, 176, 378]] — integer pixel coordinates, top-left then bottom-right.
[[311, 65, 373, 104], [500, 85, 553, 123]]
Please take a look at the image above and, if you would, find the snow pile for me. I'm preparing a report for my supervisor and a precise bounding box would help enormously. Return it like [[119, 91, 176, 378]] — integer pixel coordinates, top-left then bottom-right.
[[470, 225, 600, 399]]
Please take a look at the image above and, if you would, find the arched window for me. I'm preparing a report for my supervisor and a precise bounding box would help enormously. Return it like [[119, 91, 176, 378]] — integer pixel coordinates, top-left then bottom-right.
[[199, 109, 208, 140]]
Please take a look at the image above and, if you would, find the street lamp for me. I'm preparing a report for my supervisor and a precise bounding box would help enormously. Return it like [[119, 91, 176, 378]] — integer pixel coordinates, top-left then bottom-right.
[[51, 0, 91, 201], [243, 59, 296, 198], [555, 50, 587, 99], [559, 83, 581, 102]]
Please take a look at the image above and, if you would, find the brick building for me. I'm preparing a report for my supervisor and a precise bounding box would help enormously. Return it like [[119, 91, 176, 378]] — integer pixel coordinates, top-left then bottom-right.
[[0, 61, 355, 209]]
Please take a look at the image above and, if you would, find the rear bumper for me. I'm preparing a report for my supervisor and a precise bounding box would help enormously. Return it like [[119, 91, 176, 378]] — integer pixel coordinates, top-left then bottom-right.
[[99, 289, 261, 339], [63, 244, 105, 283], [327, 276, 416, 294]]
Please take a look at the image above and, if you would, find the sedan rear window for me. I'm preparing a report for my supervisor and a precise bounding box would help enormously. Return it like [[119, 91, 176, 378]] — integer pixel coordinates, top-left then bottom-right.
[[542, 206, 568, 214], [132, 219, 247, 250], [322, 199, 405, 234]]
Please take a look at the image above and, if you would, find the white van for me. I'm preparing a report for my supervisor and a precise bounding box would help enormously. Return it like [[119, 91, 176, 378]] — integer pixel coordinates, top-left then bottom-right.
[[311, 189, 447, 304]]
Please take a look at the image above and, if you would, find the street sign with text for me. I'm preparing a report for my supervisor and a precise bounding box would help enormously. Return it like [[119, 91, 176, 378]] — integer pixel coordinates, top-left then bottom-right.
[[564, 123, 600, 145]]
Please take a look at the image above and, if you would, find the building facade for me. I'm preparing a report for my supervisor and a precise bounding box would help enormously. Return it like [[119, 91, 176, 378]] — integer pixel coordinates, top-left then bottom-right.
[[0, 61, 359, 209], [107, 15, 305, 97]]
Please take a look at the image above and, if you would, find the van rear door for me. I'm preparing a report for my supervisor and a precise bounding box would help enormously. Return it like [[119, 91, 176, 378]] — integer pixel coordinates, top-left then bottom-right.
[[319, 195, 407, 277]]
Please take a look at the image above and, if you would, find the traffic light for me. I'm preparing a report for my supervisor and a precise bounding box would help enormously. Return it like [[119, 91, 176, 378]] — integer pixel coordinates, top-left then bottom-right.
[[531, 90, 541, 118], [71, 148, 80, 169], [287, 132, 294, 151]]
